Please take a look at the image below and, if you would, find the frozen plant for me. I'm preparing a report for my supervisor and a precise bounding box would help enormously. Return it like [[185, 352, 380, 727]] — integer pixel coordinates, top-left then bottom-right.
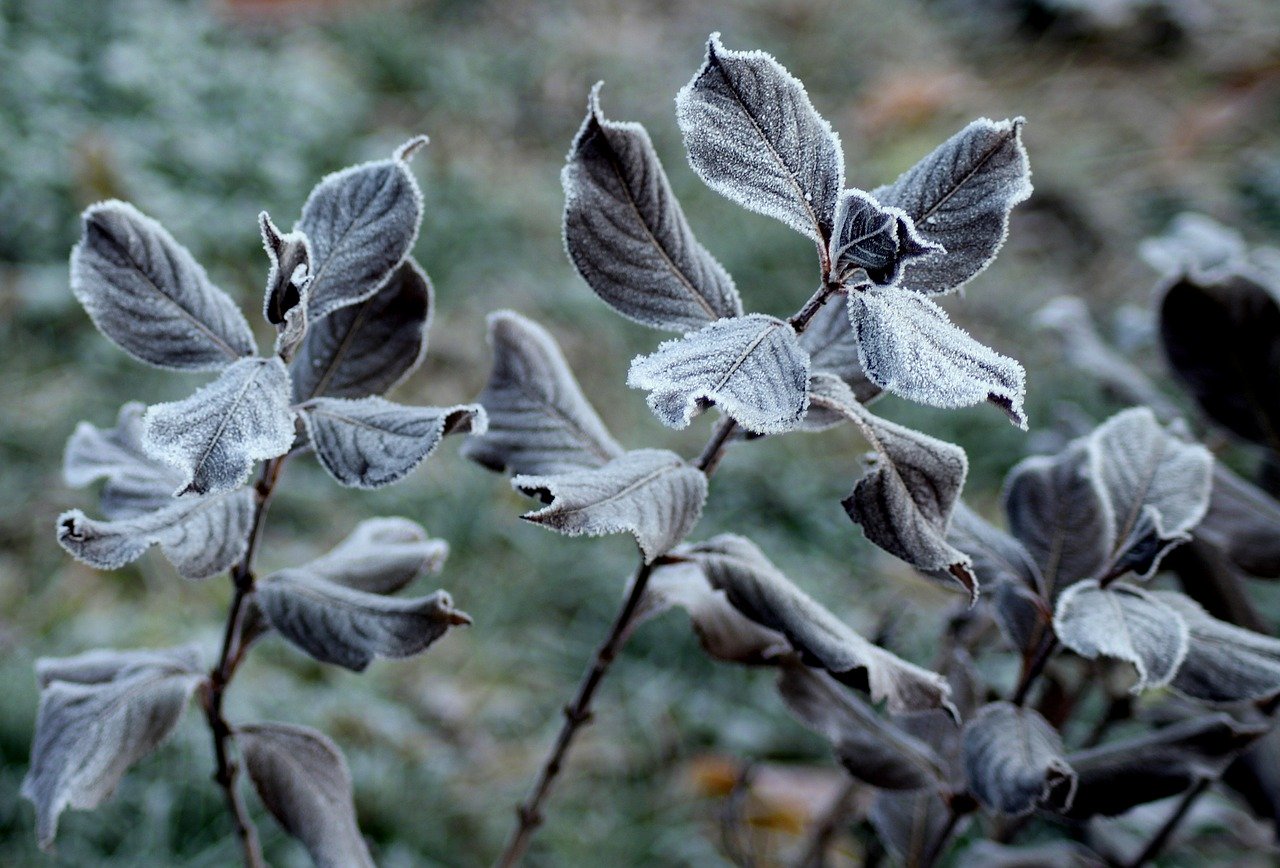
[[27, 138, 485, 867]]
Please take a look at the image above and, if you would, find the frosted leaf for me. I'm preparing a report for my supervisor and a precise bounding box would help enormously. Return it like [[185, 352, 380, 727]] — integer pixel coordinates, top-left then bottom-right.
[[1197, 463, 1280, 579], [1087, 407, 1213, 580], [809, 375, 975, 599], [778, 663, 947, 790], [461, 311, 623, 476], [872, 118, 1031, 295], [1154, 591, 1280, 704], [963, 702, 1076, 816], [57, 488, 253, 581], [299, 396, 486, 489], [1065, 714, 1268, 819], [513, 448, 707, 564], [850, 289, 1026, 425], [142, 357, 295, 496], [22, 646, 202, 850], [1053, 579, 1189, 692], [870, 788, 955, 867], [689, 534, 955, 715], [1003, 442, 1113, 594], [258, 211, 312, 327], [35, 644, 201, 689], [256, 570, 470, 672], [302, 517, 448, 595], [627, 313, 811, 434], [238, 722, 373, 868], [676, 33, 844, 244], [297, 137, 425, 321], [797, 297, 882, 403], [563, 84, 741, 331], [1140, 213, 1249, 281], [828, 189, 942, 288], [70, 201, 255, 370], [63, 402, 183, 519], [291, 257, 432, 402]]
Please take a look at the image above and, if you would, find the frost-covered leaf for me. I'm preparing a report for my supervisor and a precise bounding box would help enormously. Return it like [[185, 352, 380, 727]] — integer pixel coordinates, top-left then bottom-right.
[[1154, 591, 1280, 704], [873, 118, 1031, 295], [870, 788, 957, 867], [1054, 580, 1189, 692], [238, 722, 373, 868], [810, 375, 975, 598], [626, 313, 810, 434], [1003, 442, 1113, 593], [1065, 714, 1268, 819], [297, 138, 425, 321], [1159, 271, 1280, 449], [563, 85, 741, 331], [63, 402, 183, 519], [690, 534, 955, 714], [676, 33, 844, 244], [302, 517, 448, 595], [142, 357, 295, 496], [963, 701, 1076, 816], [778, 663, 946, 789], [849, 288, 1026, 426], [70, 201, 255, 370], [461, 311, 623, 476], [57, 488, 253, 581], [1196, 463, 1280, 579], [258, 211, 311, 327], [1140, 213, 1249, 281], [797, 299, 882, 403], [22, 645, 202, 849], [1087, 407, 1213, 580], [291, 257, 432, 403], [256, 570, 469, 671], [299, 397, 485, 489], [828, 189, 942, 287], [35, 645, 201, 689], [513, 448, 706, 564]]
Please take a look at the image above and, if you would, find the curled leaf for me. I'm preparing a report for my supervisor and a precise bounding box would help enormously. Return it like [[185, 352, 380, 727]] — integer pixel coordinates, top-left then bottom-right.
[[258, 211, 311, 327], [828, 189, 941, 287], [302, 517, 448, 595], [1155, 591, 1280, 704], [963, 701, 1077, 816], [63, 402, 182, 519]]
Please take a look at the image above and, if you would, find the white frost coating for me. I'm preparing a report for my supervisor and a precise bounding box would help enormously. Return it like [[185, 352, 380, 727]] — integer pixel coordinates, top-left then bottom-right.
[[71, 201, 256, 370], [302, 517, 448, 595], [258, 210, 313, 326], [143, 357, 296, 496], [461, 310, 624, 476], [962, 702, 1076, 816], [797, 299, 881, 402], [849, 288, 1027, 427], [1054, 579, 1190, 692], [1139, 212, 1249, 280], [828, 189, 942, 288], [676, 33, 844, 244], [63, 402, 184, 519], [563, 83, 741, 331], [513, 448, 707, 564], [1155, 591, 1280, 704], [299, 396, 486, 489], [627, 313, 811, 434], [872, 117, 1031, 296]]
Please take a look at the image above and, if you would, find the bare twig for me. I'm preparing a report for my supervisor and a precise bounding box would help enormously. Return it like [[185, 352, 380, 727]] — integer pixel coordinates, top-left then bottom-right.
[[1126, 778, 1211, 868], [792, 777, 859, 868], [921, 791, 977, 868], [1012, 635, 1059, 707]]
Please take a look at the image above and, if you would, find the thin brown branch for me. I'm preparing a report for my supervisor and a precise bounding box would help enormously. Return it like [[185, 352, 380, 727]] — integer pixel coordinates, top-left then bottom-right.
[[1126, 778, 1211, 868], [1012, 635, 1059, 707], [921, 791, 977, 868]]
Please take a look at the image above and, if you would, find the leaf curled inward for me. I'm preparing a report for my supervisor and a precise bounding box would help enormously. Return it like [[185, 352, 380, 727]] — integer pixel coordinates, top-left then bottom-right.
[[828, 188, 941, 288], [963, 701, 1077, 816]]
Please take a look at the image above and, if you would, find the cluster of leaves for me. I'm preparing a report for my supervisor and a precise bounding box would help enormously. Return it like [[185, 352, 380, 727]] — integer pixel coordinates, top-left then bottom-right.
[[29, 139, 483, 863]]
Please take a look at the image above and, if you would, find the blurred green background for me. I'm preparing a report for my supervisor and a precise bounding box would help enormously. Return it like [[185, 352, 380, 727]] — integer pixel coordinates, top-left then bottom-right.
[[2, 0, 1279, 864]]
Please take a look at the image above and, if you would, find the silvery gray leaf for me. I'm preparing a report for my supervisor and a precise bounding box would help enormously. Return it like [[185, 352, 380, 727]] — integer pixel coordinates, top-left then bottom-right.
[[297, 137, 425, 321], [829, 189, 942, 287], [299, 397, 486, 489], [461, 311, 624, 476], [258, 211, 312, 327], [303, 517, 448, 595], [563, 84, 741, 331], [963, 701, 1077, 816], [63, 402, 183, 519], [869, 788, 957, 867], [238, 722, 373, 868], [1066, 714, 1268, 819], [676, 33, 844, 244], [849, 288, 1027, 426], [57, 488, 253, 581], [291, 257, 433, 402], [1196, 463, 1280, 579], [513, 448, 707, 564], [811, 375, 975, 598], [689, 534, 955, 714], [1087, 407, 1213, 579], [1139, 213, 1249, 281], [872, 117, 1031, 295], [797, 299, 882, 403], [22, 646, 202, 849], [1053, 579, 1189, 692], [1154, 591, 1280, 704], [1003, 442, 1113, 594], [778, 663, 947, 790], [142, 357, 296, 496], [70, 201, 255, 370], [256, 570, 470, 671], [626, 313, 810, 434]]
